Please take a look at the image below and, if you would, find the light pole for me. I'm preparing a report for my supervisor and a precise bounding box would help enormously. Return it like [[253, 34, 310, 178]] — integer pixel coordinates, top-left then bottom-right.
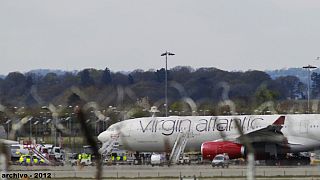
[[54, 118, 57, 146], [5, 119, 11, 139], [303, 65, 317, 113], [28, 117, 33, 141], [44, 118, 52, 144], [34, 121, 39, 143], [65, 116, 72, 149], [161, 51, 175, 117]]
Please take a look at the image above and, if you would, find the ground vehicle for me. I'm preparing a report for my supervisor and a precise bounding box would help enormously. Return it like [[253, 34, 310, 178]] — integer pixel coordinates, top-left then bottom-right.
[[10, 144, 28, 161], [80, 158, 93, 166], [67, 153, 78, 166], [150, 153, 165, 166], [211, 154, 230, 168], [310, 152, 320, 165], [79, 153, 94, 166], [36, 145, 49, 158], [48, 154, 65, 166], [178, 155, 191, 165], [36, 144, 65, 160], [51, 147, 65, 160]]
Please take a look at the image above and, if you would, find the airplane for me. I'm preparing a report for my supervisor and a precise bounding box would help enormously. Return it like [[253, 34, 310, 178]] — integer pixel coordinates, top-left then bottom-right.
[[97, 114, 320, 164]]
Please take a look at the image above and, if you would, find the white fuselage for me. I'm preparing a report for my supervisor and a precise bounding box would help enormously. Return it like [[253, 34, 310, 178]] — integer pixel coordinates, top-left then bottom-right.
[[97, 114, 320, 152]]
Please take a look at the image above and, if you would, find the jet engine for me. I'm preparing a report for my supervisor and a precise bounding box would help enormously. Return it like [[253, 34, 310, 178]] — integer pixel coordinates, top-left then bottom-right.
[[201, 141, 245, 160]]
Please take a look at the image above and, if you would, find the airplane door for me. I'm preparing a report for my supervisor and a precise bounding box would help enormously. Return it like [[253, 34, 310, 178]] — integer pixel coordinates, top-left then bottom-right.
[[299, 119, 309, 134]]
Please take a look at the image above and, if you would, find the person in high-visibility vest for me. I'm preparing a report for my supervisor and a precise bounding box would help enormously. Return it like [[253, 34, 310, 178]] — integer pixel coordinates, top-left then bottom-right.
[[40, 158, 45, 164], [26, 155, 31, 165], [116, 156, 120, 161], [78, 153, 82, 165], [123, 155, 127, 161], [19, 155, 25, 165], [33, 156, 38, 164], [82, 153, 87, 160]]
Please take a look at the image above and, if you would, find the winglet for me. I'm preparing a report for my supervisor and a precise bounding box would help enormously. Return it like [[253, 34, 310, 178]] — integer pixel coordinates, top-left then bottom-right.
[[273, 116, 285, 125]]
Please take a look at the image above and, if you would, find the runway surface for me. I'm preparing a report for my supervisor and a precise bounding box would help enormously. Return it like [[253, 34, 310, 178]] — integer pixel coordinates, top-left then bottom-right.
[[5, 165, 320, 179]]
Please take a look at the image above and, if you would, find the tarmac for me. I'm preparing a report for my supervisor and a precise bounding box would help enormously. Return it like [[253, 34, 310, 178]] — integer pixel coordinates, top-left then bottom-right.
[[4, 164, 320, 179]]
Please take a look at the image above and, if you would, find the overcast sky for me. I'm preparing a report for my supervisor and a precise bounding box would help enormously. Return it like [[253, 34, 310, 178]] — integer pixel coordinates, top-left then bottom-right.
[[1, 0, 320, 75]]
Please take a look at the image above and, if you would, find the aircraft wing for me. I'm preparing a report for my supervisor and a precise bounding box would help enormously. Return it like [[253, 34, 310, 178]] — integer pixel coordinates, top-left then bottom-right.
[[212, 116, 287, 144], [237, 116, 287, 145]]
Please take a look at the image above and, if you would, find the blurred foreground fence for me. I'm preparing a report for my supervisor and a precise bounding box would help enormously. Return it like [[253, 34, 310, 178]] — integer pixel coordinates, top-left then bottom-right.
[[2, 79, 320, 180], [5, 166, 320, 179]]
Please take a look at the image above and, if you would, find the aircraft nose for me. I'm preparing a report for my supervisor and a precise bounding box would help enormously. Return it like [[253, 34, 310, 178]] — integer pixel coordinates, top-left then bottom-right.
[[97, 131, 109, 143]]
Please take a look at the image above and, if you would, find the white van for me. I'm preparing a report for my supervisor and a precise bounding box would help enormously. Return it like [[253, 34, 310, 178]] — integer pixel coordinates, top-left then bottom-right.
[[51, 147, 65, 160], [10, 144, 28, 160], [150, 153, 165, 166]]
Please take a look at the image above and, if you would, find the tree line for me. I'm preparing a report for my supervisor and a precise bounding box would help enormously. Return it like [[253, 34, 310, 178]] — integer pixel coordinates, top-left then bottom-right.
[[1, 66, 318, 119]]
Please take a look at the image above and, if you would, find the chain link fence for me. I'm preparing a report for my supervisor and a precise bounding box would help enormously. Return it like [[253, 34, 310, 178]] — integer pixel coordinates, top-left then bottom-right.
[[1, 80, 320, 180]]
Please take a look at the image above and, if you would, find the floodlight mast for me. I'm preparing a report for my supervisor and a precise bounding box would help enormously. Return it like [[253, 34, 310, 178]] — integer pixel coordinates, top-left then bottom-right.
[[161, 51, 175, 117], [303, 65, 317, 113], [5, 119, 11, 139]]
